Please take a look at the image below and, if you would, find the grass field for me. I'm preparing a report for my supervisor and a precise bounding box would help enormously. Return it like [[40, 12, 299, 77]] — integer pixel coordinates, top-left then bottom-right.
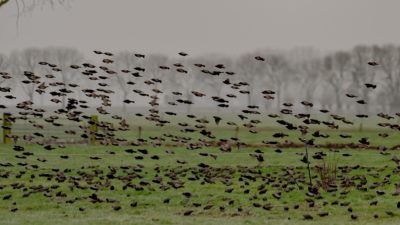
[[0, 113, 399, 224], [7, 113, 400, 148], [1, 138, 400, 224]]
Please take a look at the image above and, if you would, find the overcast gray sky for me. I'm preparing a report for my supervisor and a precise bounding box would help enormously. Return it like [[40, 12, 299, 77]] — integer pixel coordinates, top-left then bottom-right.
[[0, 0, 399, 56]]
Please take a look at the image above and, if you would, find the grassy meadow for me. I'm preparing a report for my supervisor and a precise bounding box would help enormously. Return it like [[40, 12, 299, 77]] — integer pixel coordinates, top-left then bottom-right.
[[0, 113, 400, 225]]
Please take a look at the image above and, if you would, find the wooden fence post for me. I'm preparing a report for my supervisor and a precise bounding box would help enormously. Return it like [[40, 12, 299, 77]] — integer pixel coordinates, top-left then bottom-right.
[[89, 115, 98, 145], [3, 113, 12, 144], [358, 118, 364, 132], [234, 126, 239, 139], [138, 126, 142, 140]]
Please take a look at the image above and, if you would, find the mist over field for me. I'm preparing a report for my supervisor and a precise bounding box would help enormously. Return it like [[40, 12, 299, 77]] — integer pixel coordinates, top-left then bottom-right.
[[1, 45, 400, 114]]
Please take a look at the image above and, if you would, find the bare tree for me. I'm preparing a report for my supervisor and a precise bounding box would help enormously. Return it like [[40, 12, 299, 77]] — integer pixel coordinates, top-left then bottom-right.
[[349, 45, 378, 113], [42, 47, 84, 107], [0, 0, 9, 8], [172, 58, 202, 113], [293, 57, 324, 112], [263, 53, 292, 111], [0, 0, 72, 35], [0, 0, 69, 9], [323, 51, 351, 112], [288, 48, 322, 104], [202, 55, 233, 99], [9, 48, 45, 103], [162, 64, 182, 108], [113, 51, 141, 112], [0, 53, 9, 85], [141, 54, 169, 114], [235, 53, 268, 106], [372, 44, 400, 112]]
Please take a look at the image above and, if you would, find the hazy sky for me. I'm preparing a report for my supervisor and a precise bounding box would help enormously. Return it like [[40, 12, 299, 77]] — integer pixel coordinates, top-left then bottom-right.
[[0, 0, 399, 56]]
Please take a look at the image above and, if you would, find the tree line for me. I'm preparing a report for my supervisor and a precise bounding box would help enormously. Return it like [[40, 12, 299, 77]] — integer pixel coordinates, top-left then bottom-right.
[[0, 45, 399, 114]]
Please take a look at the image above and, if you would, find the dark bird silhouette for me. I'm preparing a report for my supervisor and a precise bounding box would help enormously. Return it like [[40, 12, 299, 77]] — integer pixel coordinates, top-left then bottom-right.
[[255, 56, 265, 61], [365, 83, 377, 89], [178, 52, 188, 56], [367, 61, 379, 66]]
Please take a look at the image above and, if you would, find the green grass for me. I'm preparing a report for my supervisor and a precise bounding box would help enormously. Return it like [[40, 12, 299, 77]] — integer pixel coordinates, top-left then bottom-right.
[[1, 142, 400, 225], [0, 113, 399, 224], [6, 113, 400, 148]]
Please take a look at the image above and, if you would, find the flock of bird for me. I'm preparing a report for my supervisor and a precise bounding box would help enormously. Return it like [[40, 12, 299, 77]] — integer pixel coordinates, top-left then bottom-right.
[[0, 50, 398, 148], [0, 50, 400, 220]]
